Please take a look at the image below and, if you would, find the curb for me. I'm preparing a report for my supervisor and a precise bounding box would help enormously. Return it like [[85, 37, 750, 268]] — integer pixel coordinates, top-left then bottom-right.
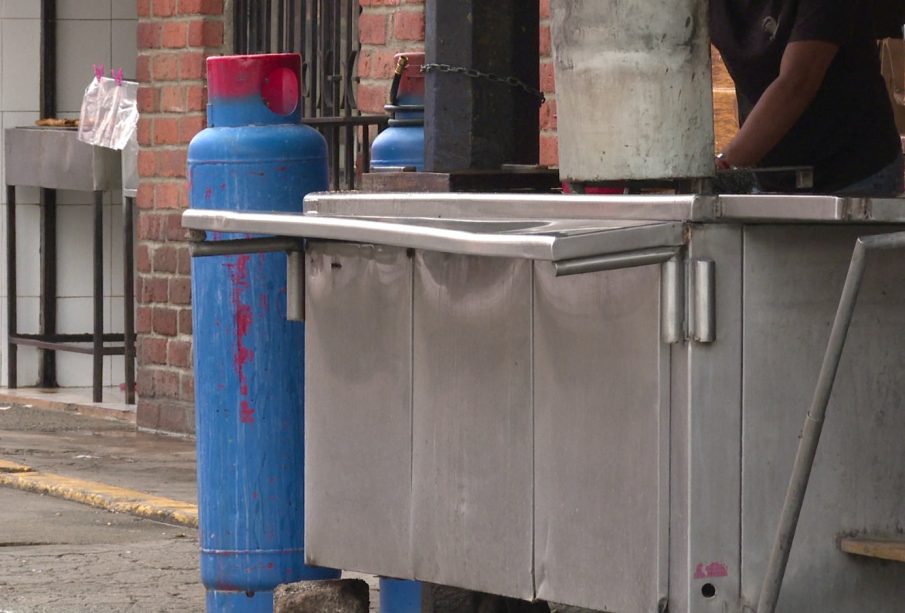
[[0, 459, 198, 528], [0, 390, 136, 424]]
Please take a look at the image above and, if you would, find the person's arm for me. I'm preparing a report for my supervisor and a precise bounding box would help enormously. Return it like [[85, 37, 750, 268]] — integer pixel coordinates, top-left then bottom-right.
[[719, 40, 839, 168]]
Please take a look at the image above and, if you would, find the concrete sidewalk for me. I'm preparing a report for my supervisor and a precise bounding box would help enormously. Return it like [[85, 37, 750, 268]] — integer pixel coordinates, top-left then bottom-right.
[[0, 403, 197, 527], [0, 402, 382, 610]]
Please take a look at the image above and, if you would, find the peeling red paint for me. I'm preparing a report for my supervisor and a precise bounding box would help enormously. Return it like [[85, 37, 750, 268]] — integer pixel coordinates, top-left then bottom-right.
[[240, 400, 255, 424], [226, 255, 256, 424], [694, 561, 729, 579]]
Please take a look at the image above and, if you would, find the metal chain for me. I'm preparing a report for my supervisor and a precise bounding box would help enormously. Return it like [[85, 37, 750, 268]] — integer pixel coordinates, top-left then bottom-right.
[[420, 63, 546, 104]]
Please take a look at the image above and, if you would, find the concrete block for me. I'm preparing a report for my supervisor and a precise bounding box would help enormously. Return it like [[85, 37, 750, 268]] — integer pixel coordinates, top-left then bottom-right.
[[274, 579, 369, 613], [423, 584, 551, 613]]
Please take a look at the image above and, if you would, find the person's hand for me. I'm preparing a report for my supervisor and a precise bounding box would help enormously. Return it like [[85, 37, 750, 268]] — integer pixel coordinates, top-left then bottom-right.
[[715, 152, 732, 170]]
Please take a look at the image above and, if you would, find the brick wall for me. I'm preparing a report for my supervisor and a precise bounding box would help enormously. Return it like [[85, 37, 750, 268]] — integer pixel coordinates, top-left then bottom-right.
[[356, 0, 426, 115], [136, 0, 227, 433], [539, 0, 557, 167], [357, 1, 558, 166]]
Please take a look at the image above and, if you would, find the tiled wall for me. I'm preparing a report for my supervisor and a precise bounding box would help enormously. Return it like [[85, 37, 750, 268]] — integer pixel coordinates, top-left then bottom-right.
[[0, 0, 137, 389]]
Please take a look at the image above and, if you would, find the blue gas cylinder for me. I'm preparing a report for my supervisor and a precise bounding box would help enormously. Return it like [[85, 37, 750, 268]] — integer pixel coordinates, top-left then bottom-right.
[[188, 53, 339, 612], [371, 51, 426, 613], [371, 52, 425, 171]]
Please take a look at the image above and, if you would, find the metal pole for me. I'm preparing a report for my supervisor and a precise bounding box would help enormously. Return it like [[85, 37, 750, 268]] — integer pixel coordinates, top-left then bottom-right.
[[757, 231, 905, 613], [92, 191, 104, 403], [190, 236, 302, 258], [6, 185, 17, 389], [123, 196, 136, 404]]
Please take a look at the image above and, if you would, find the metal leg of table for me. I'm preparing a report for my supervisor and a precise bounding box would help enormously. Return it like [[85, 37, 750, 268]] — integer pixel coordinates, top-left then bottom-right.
[[39, 187, 57, 387], [123, 196, 135, 404], [6, 185, 16, 389], [92, 191, 104, 403]]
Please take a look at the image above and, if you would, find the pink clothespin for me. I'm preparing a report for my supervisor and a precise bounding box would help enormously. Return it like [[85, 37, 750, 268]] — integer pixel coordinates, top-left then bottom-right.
[[112, 68, 124, 86], [93, 64, 105, 82]]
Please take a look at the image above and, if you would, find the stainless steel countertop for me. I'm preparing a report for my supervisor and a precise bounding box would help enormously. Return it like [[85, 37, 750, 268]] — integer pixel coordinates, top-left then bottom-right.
[[5, 127, 121, 191], [303, 192, 905, 223], [184, 193, 905, 262], [183, 210, 686, 261]]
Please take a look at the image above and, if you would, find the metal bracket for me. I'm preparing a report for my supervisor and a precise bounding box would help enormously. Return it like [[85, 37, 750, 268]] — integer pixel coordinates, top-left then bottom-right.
[[188, 233, 306, 321], [688, 259, 716, 343], [661, 257, 716, 344], [189, 234, 303, 258]]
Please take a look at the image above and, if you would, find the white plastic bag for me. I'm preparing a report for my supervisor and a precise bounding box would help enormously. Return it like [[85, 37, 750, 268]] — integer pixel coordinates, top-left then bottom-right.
[[78, 75, 139, 151]]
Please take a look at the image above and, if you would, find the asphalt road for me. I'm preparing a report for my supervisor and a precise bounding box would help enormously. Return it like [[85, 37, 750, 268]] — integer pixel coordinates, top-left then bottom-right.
[[0, 487, 204, 612]]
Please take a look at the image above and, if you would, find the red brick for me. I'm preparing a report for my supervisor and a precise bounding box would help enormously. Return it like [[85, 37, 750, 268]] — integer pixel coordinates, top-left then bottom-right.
[[170, 277, 192, 305], [186, 85, 206, 111], [136, 244, 152, 274], [540, 133, 559, 167], [137, 22, 161, 49], [150, 278, 170, 303], [138, 213, 165, 241], [136, 367, 156, 398], [179, 51, 206, 80], [178, 114, 206, 143], [358, 49, 396, 80], [539, 24, 551, 57], [359, 14, 387, 45], [153, 307, 178, 336], [177, 248, 192, 275], [138, 149, 156, 176], [540, 99, 557, 131], [178, 0, 223, 15], [540, 0, 551, 20], [179, 373, 195, 402], [356, 83, 387, 114], [189, 19, 223, 47], [178, 309, 193, 335], [540, 61, 555, 93], [140, 337, 168, 365], [137, 55, 151, 82], [137, 86, 159, 113], [153, 245, 178, 273], [203, 20, 224, 47], [393, 11, 424, 41], [155, 150, 187, 178], [152, 54, 180, 80], [136, 305, 153, 334], [152, 369, 180, 397], [160, 85, 185, 112], [166, 214, 190, 241], [137, 183, 155, 209], [162, 21, 189, 48], [153, 0, 176, 17], [168, 340, 192, 368], [155, 181, 185, 208], [153, 118, 179, 145], [137, 117, 152, 146], [138, 0, 151, 17]]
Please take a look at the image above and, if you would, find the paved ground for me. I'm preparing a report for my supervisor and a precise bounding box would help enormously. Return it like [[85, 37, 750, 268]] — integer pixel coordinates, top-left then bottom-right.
[[0, 404, 380, 612], [0, 487, 203, 612]]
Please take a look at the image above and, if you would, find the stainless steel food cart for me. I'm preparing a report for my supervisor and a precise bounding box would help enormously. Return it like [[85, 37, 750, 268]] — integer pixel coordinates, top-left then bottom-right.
[[184, 192, 905, 613]]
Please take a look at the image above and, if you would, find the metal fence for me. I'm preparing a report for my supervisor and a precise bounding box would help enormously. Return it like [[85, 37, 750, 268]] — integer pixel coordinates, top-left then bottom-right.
[[233, 0, 387, 189]]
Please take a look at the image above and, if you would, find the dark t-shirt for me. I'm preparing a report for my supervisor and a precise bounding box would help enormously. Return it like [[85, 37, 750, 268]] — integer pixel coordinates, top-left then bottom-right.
[[710, 0, 901, 192]]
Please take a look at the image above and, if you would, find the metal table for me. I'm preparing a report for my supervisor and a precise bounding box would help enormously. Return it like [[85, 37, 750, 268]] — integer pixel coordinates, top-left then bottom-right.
[[185, 193, 905, 613], [5, 127, 136, 403]]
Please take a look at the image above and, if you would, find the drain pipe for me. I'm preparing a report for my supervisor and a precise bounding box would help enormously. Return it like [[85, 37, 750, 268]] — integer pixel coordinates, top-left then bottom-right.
[[757, 231, 905, 613]]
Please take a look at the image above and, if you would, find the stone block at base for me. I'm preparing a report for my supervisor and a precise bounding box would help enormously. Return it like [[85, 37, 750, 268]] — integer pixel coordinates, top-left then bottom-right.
[[274, 578, 369, 613]]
